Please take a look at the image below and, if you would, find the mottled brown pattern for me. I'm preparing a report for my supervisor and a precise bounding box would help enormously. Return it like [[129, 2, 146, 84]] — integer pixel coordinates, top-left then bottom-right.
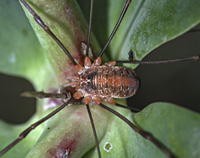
[[71, 57, 140, 104], [80, 66, 139, 99]]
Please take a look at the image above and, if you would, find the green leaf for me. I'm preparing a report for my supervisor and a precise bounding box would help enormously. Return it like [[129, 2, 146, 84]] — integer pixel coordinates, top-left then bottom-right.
[[19, 0, 102, 85], [133, 102, 200, 158], [25, 103, 200, 158], [114, 0, 200, 63], [25, 104, 110, 158], [79, 0, 200, 67], [0, 0, 48, 88], [0, 0, 200, 158], [0, 115, 43, 158]]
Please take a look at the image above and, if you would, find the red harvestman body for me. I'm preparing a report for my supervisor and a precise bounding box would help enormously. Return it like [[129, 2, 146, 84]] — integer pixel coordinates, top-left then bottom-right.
[[0, 0, 200, 158]]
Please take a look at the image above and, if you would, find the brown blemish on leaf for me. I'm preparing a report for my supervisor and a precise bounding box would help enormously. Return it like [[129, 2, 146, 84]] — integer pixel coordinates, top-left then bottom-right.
[[47, 133, 80, 158]]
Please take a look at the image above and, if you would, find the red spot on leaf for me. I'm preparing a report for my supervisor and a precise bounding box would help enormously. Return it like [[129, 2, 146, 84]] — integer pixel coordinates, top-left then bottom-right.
[[47, 133, 80, 158]]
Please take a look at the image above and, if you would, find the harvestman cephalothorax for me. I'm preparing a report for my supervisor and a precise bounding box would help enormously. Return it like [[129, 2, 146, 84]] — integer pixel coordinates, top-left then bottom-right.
[[0, 0, 200, 157]]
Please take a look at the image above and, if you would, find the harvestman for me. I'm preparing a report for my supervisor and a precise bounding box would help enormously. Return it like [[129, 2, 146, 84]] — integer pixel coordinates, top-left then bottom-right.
[[0, 0, 199, 157]]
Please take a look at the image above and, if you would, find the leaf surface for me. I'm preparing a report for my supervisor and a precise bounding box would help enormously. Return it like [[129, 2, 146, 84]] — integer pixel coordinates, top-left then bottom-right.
[[0, 0, 200, 158]]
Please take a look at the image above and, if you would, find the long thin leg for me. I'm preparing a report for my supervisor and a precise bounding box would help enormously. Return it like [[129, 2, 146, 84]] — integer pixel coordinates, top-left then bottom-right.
[[19, 0, 77, 65], [115, 103, 140, 112], [99, 0, 131, 57], [116, 54, 200, 65], [86, 104, 101, 158], [86, 0, 94, 57], [85, 1, 101, 157], [99, 103, 176, 158], [0, 93, 71, 157]]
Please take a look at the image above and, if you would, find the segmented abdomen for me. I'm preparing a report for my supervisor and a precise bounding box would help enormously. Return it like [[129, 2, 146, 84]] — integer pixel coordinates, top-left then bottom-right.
[[80, 66, 139, 98]]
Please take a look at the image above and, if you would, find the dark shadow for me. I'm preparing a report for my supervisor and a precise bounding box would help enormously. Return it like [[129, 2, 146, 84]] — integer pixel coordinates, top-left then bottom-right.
[[0, 73, 36, 124]]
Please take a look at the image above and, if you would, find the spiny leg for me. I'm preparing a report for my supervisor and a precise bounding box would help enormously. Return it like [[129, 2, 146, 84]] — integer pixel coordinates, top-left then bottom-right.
[[99, 0, 132, 57], [19, 0, 77, 65], [0, 93, 71, 157], [99, 103, 176, 158]]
